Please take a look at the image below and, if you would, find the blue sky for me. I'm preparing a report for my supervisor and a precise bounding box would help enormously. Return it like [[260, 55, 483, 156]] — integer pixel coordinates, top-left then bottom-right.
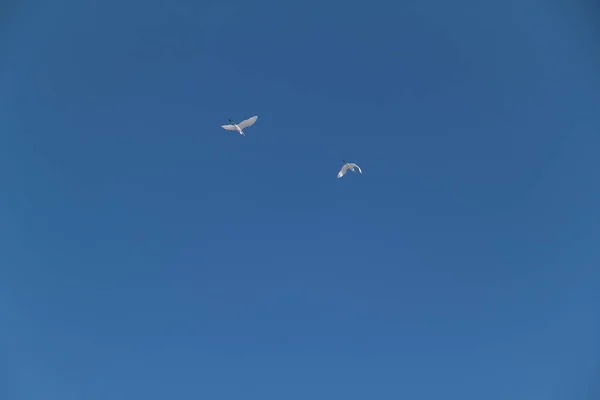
[[1, 0, 599, 399]]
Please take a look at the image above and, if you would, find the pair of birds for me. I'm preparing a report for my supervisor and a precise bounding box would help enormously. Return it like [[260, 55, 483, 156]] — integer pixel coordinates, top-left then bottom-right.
[[221, 115, 363, 179]]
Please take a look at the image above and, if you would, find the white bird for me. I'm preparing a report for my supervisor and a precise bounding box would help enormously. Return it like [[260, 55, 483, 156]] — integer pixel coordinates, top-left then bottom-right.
[[221, 115, 258, 136], [337, 160, 362, 178]]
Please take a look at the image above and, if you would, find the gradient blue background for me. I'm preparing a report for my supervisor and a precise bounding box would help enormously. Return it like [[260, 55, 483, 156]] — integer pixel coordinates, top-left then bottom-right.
[[1, 0, 599, 399]]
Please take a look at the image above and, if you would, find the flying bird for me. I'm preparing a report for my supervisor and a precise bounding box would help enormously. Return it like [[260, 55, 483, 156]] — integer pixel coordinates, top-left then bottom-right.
[[221, 115, 258, 136], [337, 160, 362, 178]]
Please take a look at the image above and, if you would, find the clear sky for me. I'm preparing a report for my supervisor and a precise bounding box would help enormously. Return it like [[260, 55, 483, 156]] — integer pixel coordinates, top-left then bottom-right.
[[1, 0, 599, 399]]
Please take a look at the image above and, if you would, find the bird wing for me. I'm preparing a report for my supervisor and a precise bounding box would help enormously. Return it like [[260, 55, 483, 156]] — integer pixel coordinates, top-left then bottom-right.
[[236, 115, 258, 129], [221, 124, 237, 131], [337, 164, 349, 178], [350, 164, 362, 174]]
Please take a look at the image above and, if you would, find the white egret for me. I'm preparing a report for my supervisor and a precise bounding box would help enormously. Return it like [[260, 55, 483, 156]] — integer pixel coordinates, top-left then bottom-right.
[[337, 160, 362, 178], [221, 115, 258, 136]]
